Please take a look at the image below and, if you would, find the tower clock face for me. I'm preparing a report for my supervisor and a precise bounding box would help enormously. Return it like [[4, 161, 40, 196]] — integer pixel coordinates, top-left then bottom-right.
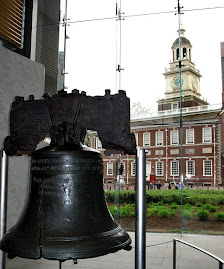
[[171, 76, 183, 90], [192, 77, 198, 90]]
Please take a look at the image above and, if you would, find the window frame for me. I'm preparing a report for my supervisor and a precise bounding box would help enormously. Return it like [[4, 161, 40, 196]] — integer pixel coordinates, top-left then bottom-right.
[[107, 162, 113, 176], [170, 160, 179, 176], [135, 133, 138, 146], [156, 131, 163, 146], [146, 161, 151, 176], [202, 127, 212, 143], [131, 162, 136, 176], [156, 161, 163, 176], [170, 130, 179, 145], [186, 129, 194, 144], [143, 132, 150, 147], [186, 160, 195, 176], [96, 137, 102, 149], [203, 160, 212, 176]]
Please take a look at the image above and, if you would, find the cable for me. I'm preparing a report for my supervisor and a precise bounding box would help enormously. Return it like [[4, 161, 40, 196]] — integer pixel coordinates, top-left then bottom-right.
[[36, 6, 224, 28]]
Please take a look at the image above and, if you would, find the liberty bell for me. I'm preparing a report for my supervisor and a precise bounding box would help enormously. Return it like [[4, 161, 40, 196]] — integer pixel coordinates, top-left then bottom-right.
[[0, 90, 136, 261]]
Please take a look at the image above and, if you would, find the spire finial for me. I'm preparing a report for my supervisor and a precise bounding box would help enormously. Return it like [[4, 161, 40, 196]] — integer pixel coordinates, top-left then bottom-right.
[[176, 0, 185, 37]]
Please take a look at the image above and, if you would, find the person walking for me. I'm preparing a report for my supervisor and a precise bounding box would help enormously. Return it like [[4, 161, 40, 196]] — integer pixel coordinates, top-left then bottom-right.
[[164, 181, 169, 190]]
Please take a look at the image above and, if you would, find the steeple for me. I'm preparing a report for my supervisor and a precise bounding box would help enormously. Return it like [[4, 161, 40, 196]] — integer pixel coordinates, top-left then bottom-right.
[[157, 16, 208, 111], [178, 13, 185, 37]]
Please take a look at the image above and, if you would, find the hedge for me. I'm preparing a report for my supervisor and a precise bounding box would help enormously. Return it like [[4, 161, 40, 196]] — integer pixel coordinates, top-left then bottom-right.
[[105, 189, 224, 206]]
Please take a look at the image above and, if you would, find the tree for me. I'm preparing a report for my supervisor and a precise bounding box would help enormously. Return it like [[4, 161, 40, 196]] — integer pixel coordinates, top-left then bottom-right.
[[131, 102, 151, 119]]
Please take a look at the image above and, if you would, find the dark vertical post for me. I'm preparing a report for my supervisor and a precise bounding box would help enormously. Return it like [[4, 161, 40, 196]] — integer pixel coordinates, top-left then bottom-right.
[[135, 147, 146, 269], [0, 150, 8, 269], [219, 261, 223, 269], [173, 239, 176, 269]]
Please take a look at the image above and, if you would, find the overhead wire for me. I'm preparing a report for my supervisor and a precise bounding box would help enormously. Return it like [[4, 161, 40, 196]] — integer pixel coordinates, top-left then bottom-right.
[[37, 6, 224, 28]]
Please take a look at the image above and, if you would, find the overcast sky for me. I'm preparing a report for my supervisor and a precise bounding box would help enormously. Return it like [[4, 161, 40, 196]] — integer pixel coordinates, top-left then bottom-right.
[[59, 0, 224, 111]]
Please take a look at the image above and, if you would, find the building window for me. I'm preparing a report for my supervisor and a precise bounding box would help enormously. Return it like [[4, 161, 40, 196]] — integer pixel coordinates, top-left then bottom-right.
[[131, 162, 136, 176], [0, 0, 25, 48], [186, 129, 194, 144], [203, 127, 212, 143], [203, 160, 212, 176], [170, 130, 179, 145], [107, 162, 113, 176], [171, 161, 179, 176], [156, 161, 163, 176], [156, 131, 163, 146], [172, 103, 178, 110], [183, 47, 187, 58], [146, 161, 151, 181], [186, 160, 195, 176], [135, 133, 138, 146], [143, 132, 150, 147], [176, 48, 179, 60], [96, 137, 102, 149]]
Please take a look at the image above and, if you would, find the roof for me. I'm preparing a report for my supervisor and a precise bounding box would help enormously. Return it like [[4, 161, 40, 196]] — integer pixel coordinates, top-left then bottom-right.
[[172, 37, 191, 47]]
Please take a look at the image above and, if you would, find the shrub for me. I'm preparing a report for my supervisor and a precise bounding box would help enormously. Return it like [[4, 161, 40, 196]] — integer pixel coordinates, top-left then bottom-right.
[[182, 209, 192, 219], [106, 189, 224, 206], [157, 208, 170, 218], [170, 202, 178, 209], [196, 209, 210, 221], [170, 211, 177, 217], [147, 208, 157, 217], [214, 212, 224, 221], [195, 202, 203, 207], [184, 203, 191, 209], [119, 204, 135, 217], [108, 204, 135, 218], [203, 204, 218, 212], [108, 205, 118, 217]]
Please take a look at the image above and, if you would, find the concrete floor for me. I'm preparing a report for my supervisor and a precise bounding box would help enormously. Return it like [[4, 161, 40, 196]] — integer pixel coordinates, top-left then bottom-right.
[[5, 232, 224, 269]]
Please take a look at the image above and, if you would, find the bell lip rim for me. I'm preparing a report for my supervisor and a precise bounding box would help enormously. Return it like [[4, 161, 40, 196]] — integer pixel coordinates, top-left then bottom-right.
[[0, 234, 132, 261]]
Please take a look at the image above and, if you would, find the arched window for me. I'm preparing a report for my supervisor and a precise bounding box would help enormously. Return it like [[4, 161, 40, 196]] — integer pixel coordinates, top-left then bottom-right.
[[189, 49, 191, 61], [176, 48, 179, 60], [183, 48, 187, 58]]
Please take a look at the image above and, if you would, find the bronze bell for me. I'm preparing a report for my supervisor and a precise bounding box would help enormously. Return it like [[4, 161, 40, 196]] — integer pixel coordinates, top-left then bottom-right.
[[0, 144, 131, 261]]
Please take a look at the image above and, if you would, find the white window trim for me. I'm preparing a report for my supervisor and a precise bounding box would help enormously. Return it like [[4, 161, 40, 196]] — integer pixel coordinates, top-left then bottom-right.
[[202, 127, 212, 143], [96, 137, 102, 149], [186, 160, 195, 176], [107, 162, 113, 176], [143, 132, 150, 147], [170, 160, 179, 176], [203, 160, 212, 176], [131, 162, 136, 176], [146, 161, 151, 176], [156, 161, 163, 176], [135, 133, 138, 146], [170, 130, 179, 145], [186, 129, 194, 144], [156, 131, 163, 146]]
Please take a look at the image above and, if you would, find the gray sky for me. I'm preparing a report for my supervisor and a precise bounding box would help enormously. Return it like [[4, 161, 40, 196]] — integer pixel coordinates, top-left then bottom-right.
[[60, 0, 224, 111]]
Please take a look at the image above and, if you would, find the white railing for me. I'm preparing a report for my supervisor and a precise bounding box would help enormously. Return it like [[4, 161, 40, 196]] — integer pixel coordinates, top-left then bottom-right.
[[164, 64, 200, 74], [131, 103, 222, 121]]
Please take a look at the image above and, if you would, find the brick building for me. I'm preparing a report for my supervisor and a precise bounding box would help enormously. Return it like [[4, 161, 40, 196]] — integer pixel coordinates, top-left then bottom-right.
[[90, 23, 224, 187]]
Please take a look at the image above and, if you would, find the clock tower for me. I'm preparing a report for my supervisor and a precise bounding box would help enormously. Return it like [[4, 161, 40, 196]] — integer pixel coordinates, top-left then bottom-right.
[[158, 18, 208, 111]]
